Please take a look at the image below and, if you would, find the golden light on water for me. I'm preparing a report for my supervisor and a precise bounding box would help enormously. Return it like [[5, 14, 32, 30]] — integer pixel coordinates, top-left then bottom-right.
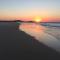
[[33, 16, 42, 23]]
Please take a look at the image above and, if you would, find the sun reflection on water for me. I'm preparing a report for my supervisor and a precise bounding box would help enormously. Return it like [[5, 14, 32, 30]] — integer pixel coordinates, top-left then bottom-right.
[[19, 23, 46, 32]]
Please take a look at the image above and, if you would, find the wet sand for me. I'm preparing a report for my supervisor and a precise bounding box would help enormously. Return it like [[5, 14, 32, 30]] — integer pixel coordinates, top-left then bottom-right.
[[0, 22, 60, 60]]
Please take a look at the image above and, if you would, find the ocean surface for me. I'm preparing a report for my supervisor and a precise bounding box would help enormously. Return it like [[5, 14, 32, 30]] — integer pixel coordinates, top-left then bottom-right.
[[40, 22, 60, 28]]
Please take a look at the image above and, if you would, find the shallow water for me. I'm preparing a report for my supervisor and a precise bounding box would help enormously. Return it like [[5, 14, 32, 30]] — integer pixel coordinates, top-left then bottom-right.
[[19, 23, 60, 52]]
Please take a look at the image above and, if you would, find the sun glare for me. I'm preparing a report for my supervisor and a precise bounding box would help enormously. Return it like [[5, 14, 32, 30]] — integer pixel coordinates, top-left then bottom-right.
[[33, 16, 42, 23]]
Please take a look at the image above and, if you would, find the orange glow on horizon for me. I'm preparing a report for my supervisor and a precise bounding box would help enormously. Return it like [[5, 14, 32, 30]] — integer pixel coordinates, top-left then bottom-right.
[[0, 16, 60, 22]]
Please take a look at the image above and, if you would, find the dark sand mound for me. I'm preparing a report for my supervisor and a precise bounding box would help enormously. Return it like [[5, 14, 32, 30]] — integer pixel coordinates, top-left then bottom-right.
[[0, 22, 60, 60]]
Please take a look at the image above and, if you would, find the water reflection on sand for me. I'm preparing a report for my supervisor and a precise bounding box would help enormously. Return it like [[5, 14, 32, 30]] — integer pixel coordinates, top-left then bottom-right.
[[19, 23, 60, 52]]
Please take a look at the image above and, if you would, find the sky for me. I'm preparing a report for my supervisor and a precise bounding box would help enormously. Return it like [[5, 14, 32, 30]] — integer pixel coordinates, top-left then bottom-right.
[[0, 0, 60, 22]]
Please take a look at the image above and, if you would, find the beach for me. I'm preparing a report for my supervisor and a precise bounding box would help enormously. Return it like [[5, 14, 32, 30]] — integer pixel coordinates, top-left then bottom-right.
[[0, 22, 60, 60]]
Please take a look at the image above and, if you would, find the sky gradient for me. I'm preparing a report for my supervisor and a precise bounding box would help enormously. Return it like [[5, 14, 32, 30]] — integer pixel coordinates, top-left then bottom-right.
[[0, 0, 60, 22]]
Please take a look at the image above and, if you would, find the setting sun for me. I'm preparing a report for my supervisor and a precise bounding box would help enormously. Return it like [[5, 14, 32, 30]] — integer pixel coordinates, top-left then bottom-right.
[[33, 16, 42, 23]]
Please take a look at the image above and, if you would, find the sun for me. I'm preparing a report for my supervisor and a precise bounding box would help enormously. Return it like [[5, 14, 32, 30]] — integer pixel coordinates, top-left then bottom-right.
[[33, 16, 42, 23]]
